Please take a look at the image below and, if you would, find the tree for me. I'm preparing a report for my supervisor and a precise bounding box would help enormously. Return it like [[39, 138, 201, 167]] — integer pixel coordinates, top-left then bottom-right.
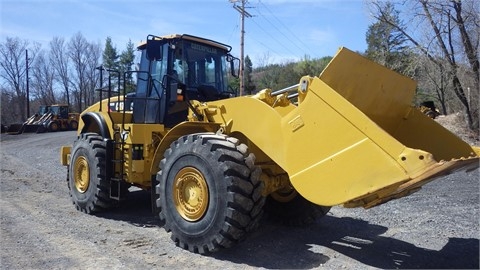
[[50, 37, 71, 107], [103, 37, 119, 70], [101, 37, 120, 94], [119, 39, 136, 93], [0, 37, 39, 121], [85, 41, 102, 105], [369, 0, 479, 131], [243, 55, 255, 94], [31, 50, 56, 105], [293, 55, 332, 78], [414, 55, 449, 114], [252, 54, 334, 93], [68, 32, 101, 112], [365, 2, 414, 76], [294, 55, 315, 77]]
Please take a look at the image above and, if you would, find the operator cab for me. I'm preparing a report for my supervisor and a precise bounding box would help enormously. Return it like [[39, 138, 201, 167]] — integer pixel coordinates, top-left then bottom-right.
[[133, 34, 238, 127]]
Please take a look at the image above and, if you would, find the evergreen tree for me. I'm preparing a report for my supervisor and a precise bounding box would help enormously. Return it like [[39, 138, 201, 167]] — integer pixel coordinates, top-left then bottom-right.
[[244, 55, 255, 94], [365, 2, 413, 76], [119, 39, 136, 93], [103, 37, 119, 71]]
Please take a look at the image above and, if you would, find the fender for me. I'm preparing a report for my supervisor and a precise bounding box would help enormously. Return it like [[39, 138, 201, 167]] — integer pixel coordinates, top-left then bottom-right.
[[80, 112, 111, 139], [149, 121, 220, 175]]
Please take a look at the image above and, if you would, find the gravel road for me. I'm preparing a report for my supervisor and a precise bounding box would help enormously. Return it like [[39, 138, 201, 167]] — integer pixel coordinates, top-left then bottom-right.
[[1, 131, 478, 269]]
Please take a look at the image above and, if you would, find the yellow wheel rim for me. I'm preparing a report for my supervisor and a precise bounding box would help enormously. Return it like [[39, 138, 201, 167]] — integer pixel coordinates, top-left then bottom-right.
[[173, 167, 209, 222], [73, 156, 90, 193]]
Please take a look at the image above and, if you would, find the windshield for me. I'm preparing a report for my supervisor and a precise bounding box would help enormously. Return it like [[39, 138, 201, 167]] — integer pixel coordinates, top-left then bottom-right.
[[177, 40, 228, 93], [38, 106, 49, 115]]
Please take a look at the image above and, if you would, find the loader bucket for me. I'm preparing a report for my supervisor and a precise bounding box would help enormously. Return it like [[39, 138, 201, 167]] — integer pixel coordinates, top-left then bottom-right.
[[23, 124, 44, 133], [304, 47, 480, 208], [6, 123, 25, 134], [209, 47, 479, 209]]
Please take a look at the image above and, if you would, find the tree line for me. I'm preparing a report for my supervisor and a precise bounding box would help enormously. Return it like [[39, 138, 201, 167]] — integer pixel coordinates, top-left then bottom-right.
[[0, 32, 135, 125], [1, 1, 478, 133]]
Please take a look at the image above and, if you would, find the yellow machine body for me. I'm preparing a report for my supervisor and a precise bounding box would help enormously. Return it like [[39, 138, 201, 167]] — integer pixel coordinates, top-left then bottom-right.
[[61, 47, 479, 209], [64, 96, 219, 189], [59, 35, 479, 255]]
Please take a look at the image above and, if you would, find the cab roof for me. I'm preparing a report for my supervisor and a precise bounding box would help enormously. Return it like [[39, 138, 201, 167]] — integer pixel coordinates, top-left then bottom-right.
[[137, 34, 232, 52]]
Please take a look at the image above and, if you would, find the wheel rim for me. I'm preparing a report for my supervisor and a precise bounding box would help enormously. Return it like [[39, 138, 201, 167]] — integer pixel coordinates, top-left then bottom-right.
[[73, 156, 90, 193], [173, 167, 209, 222], [51, 123, 58, 131]]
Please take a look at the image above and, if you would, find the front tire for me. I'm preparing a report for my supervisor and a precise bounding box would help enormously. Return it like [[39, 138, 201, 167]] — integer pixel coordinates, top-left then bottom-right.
[[48, 121, 59, 132], [156, 133, 265, 254], [68, 133, 115, 213]]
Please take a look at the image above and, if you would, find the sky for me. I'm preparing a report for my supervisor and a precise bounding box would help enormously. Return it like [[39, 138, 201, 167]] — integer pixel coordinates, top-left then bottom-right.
[[1, 0, 373, 66]]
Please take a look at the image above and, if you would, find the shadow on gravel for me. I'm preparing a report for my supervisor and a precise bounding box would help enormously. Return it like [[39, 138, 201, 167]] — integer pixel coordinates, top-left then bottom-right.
[[95, 189, 159, 228], [213, 215, 479, 269], [94, 192, 478, 269]]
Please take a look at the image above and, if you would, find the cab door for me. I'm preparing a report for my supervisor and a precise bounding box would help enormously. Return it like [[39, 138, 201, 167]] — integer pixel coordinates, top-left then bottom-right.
[[133, 43, 168, 124]]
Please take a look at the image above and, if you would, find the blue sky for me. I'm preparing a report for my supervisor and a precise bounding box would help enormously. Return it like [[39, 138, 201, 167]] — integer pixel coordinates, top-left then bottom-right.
[[1, 0, 372, 66]]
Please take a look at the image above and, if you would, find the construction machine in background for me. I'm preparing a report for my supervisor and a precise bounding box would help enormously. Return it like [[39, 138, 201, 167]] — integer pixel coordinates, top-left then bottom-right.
[[7, 104, 79, 134], [60, 34, 479, 254], [418, 100, 441, 119]]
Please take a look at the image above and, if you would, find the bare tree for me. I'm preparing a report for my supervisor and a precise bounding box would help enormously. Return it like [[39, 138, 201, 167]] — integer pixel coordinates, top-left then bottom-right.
[[85, 41, 102, 106], [68, 32, 101, 112], [416, 54, 451, 114], [68, 33, 88, 112], [50, 37, 71, 107], [369, 0, 479, 131], [30, 50, 56, 105], [1, 86, 16, 124], [0, 37, 39, 121]]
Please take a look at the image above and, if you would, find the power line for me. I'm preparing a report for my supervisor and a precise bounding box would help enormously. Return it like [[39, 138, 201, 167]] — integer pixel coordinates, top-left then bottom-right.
[[248, 17, 298, 57], [255, 0, 316, 57], [246, 34, 282, 60], [249, 0, 314, 59]]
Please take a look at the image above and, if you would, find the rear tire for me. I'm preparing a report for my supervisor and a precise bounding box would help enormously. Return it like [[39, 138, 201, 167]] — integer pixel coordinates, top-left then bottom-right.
[[265, 189, 330, 226], [69, 120, 78, 131], [68, 133, 115, 213], [156, 133, 265, 254]]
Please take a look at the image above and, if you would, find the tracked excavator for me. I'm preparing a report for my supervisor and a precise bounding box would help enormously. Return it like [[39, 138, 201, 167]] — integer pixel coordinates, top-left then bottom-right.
[[60, 34, 479, 254]]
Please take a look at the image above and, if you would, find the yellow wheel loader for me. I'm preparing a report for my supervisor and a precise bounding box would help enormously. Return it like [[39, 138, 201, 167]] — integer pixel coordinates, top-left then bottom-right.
[[7, 104, 79, 134], [60, 34, 479, 254]]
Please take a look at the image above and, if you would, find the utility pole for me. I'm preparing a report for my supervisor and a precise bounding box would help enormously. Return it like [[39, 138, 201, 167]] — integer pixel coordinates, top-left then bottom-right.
[[231, 0, 252, 96], [26, 49, 30, 118]]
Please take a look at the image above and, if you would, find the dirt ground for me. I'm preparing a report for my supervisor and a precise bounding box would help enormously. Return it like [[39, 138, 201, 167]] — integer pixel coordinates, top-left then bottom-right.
[[0, 130, 479, 269]]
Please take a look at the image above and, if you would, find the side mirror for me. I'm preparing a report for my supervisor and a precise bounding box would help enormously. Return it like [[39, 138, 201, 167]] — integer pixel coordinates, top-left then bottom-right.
[[227, 54, 240, 77], [146, 37, 163, 61]]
